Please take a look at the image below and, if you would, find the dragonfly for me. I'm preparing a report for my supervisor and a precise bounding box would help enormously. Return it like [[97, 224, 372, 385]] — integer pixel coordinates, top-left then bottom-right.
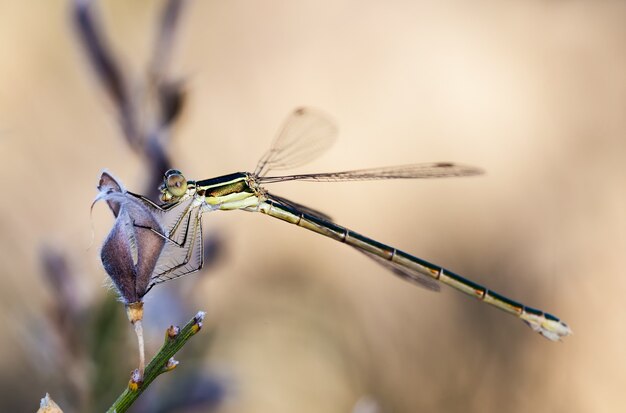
[[132, 107, 571, 341]]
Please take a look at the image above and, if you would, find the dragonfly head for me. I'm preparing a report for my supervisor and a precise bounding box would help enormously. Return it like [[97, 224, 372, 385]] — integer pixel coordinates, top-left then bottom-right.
[[160, 169, 190, 203]]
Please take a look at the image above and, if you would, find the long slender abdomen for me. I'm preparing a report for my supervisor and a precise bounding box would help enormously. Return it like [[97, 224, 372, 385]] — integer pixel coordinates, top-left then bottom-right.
[[257, 199, 571, 341]]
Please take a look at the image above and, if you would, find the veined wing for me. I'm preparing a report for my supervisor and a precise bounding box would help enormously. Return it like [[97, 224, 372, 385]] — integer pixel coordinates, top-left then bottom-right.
[[262, 194, 440, 292], [258, 162, 483, 183], [126, 191, 196, 237], [355, 248, 441, 292], [254, 107, 338, 177], [151, 198, 204, 285]]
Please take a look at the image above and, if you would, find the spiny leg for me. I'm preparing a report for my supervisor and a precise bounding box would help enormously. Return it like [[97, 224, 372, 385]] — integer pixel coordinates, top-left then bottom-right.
[[133, 208, 194, 249]]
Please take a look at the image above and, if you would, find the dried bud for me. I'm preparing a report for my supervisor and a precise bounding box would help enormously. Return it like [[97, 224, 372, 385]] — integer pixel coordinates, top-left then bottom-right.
[[94, 172, 166, 303], [191, 311, 206, 334], [164, 357, 179, 372], [128, 368, 143, 391], [166, 325, 180, 340], [37, 393, 63, 413]]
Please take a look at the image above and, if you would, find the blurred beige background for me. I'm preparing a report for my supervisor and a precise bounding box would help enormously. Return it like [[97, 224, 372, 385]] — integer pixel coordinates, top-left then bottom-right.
[[1, 0, 625, 412]]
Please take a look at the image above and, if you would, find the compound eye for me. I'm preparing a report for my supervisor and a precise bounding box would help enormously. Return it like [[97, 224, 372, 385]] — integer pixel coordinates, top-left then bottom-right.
[[165, 171, 188, 197]]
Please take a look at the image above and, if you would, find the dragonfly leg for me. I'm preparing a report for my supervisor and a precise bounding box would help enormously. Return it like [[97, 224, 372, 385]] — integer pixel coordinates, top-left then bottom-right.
[[133, 222, 180, 246], [147, 208, 205, 288], [133, 211, 192, 249]]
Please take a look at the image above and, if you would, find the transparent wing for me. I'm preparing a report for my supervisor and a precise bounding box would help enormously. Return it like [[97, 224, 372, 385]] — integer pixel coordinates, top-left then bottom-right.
[[156, 196, 197, 237], [263, 193, 438, 291], [355, 248, 441, 292], [254, 107, 338, 177], [151, 201, 204, 285], [129, 191, 198, 246], [258, 162, 483, 183]]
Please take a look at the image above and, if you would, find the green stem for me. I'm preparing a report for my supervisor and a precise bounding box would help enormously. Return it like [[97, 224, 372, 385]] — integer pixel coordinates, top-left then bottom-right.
[[106, 311, 207, 413]]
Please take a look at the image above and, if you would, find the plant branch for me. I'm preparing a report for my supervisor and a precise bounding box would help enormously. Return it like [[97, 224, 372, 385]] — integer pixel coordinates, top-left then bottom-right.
[[106, 311, 207, 413]]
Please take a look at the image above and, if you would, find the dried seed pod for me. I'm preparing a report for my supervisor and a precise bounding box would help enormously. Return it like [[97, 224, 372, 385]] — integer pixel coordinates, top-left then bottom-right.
[[95, 172, 166, 303]]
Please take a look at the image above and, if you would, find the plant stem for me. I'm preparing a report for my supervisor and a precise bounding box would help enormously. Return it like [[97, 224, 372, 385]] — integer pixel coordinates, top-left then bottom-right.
[[106, 311, 206, 413], [134, 319, 145, 379]]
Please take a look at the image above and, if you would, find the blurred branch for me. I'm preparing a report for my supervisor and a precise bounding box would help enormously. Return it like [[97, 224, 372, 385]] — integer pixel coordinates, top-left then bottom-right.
[[39, 247, 90, 409], [150, 0, 188, 85], [144, 0, 188, 196], [72, 0, 138, 145], [72, 0, 190, 199], [40, 247, 83, 354], [107, 311, 208, 413]]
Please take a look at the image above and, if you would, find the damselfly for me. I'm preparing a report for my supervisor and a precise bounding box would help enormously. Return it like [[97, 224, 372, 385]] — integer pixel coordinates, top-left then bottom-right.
[[133, 108, 570, 341]]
